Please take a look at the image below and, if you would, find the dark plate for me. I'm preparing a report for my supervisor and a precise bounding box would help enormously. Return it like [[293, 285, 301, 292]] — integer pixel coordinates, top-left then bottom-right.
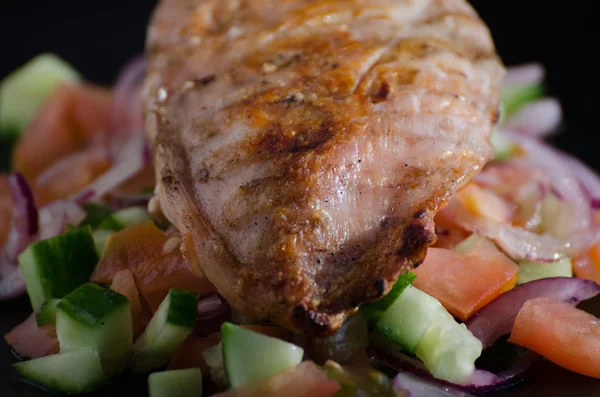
[[1, 0, 600, 396]]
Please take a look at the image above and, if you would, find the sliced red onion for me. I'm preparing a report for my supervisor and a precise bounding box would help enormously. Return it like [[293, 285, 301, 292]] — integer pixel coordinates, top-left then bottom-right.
[[194, 295, 230, 337], [197, 295, 226, 319], [383, 347, 542, 394], [38, 200, 87, 240], [503, 63, 545, 87], [393, 372, 474, 397], [503, 98, 562, 138], [466, 277, 600, 349], [441, 198, 568, 262], [556, 151, 600, 201]]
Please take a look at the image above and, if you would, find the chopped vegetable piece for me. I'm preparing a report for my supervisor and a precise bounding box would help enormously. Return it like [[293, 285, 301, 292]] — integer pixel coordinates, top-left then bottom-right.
[[0, 53, 80, 136], [35, 299, 60, 327], [214, 361, 340, 397], [413, 238, 518, 321], [456, 184, 513, 224], [148, 368, 203, 397], [5, 314, 59, 359], [91, 222, 215, 311], [98, 207, 152, 231], [110, 269, 152, 339], [13, 83, 111, 180], [133, 288, 199, 373], [204, 341, 228, 388], [56, 283, 132, 376], [508, 297, 600, 379], [19, 226, 99, 309], [241, 325, 291, 341], [491, 129, 515, 161], [13, 348, 108, 394], [573, 241, 600, 284], [81, 202, 113, 228], [361, 272, 417, 327], [222, 322, 304, 388], [92, 229, 113, 256], [517, 258, 572, 284]]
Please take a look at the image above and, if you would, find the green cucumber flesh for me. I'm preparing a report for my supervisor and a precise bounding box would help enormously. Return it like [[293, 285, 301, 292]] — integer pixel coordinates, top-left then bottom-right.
[[19, 226, 99, 309], [148, 369, 203, 397], [56, 283, 132, 376], [221, 322, 304, 388], [501, 83, 544, 119], [98, 207, 152, 231], [452, 234, 485, 255], [35, 299, 60, 327], [361, 272, 417, 327], [92, 229, 113, 256], [0, 53, 81, 136], [517, 258, 572, 285], [414, 317, 482, 385], [375, 286, 446, 354], [133, 288, 199, 373], [203, 342, 228, 388], [13, 348, 108, 394]]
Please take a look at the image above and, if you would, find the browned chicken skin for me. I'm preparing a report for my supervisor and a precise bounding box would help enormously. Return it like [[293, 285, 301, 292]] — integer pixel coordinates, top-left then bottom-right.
[[144, 0, 504, 335]]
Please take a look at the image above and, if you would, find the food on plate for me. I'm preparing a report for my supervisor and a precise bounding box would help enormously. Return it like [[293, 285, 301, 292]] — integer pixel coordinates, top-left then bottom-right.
[[2, 0, 600, 396]]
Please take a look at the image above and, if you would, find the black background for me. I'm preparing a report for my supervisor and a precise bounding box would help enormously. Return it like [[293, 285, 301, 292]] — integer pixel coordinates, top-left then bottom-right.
[[1, 1, 600, 396]]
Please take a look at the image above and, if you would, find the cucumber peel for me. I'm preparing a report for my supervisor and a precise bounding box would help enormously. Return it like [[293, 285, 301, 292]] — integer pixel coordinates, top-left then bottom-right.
[[56, 283, 132, 376], [148, 369, 203, 397], [133, 288, 199, 373], [221, 322, 304, 388], [13, 348, 108, 394], [501, 83, 544, 119], [81, 202, 113, 229], [361, 272, 417, 327], [0, 53, 80, 136], [19, 226, 99, 309]]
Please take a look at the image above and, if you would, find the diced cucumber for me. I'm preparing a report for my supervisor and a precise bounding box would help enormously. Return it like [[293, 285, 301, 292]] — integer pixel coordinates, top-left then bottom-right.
[[203, 342, 228, 388], [56, 283, 132, 376], [491, 129, 515, 162], [13, 348, 108, 394], [452, 234, 484, 255], [501, 83, 544, 119], [414, 317, 482, 385], [92, 229, 113, 256], [375, 286, 446, 354], [148, 368, 203, 397], [81, 202, 113, 229], [361, 272, 417, 327], [133, 288, 199, 373], [517, 258, 573, 285], [19, 226, 99, 309], [35, 299, 60, 327], [98, 207, 152, 231], [221, 322, 304, 388], [0, 53, 81, 136]]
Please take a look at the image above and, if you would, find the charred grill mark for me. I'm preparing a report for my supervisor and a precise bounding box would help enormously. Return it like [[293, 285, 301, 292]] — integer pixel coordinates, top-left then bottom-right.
[[371, 81, 391, 103], [396, 217, 436, 261], [258, 119, 336, 155], [374, 278, 386, 298], [380, 216, 401, 230]]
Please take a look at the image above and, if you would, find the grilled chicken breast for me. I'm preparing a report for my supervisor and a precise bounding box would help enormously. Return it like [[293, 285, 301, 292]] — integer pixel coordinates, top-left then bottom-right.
[[144, 0, 504, 335]]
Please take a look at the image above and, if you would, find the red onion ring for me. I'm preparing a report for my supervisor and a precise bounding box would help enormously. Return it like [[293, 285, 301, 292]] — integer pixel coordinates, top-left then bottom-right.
[[503, 98, 562, 139], [38, 200, 87, 240], [465, 277, 600, 349], [503, 64, 545, 87], [194, 295, 230, 337]]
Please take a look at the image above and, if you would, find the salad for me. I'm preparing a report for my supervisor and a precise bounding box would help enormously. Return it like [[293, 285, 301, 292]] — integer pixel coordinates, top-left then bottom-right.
[[1, 53, 600, 397]]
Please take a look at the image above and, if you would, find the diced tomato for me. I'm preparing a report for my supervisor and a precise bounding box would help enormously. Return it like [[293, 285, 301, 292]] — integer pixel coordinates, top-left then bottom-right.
[[413, 238, 519, 321], [91, 222, 216, 311], [214, 361, 341, 397], [241, 325, 292, 341], [432, 210, 471, 250], [4, 314, 59, 359], [508, 297, 600, 379], [168, 334, 221, 374], [456, 183, 513, 224], [573, 242, 600, 284], [110, 269, 152, 339], [13, 83, 112, 180]]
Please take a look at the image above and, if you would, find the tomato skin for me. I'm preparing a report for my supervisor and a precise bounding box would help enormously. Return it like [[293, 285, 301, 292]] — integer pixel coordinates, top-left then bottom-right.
[[509, 297, 600, 379], [109, 269, 152, 339], [4, 314, 59, 359], [214, 361, 340, 397], [91, 222, 216, 311], [413, 238, 518, 321], [573, 242, 600, 284]]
